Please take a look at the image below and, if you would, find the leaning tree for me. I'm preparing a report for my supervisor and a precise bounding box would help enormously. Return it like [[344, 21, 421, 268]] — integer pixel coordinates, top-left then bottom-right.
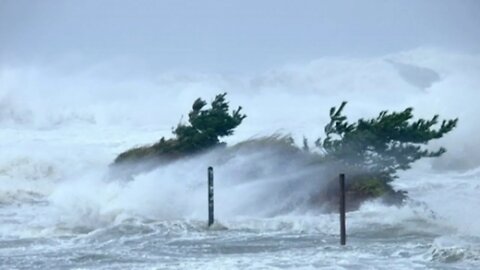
[[114, 93, 246, 164], [315, 102, 457, 203]]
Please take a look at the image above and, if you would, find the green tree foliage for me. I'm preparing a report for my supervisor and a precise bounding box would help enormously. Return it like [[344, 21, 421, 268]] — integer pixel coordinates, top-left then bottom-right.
[[315, 101, 458, 204], [114, 93, 246, 164], [173, 93, 247, 152], [114, 94, 457, 208], [317, 102, 457, 175]]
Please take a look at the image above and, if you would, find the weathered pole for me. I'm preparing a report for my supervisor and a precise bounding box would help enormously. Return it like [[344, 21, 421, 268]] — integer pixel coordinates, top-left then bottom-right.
[[208, 166, 214, 227], [339, 173, 346, 245]]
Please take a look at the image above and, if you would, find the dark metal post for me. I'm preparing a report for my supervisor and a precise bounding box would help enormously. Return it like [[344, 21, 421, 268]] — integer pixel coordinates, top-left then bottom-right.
[[208, 167, 214, 227], [339, 173, 346, 245]]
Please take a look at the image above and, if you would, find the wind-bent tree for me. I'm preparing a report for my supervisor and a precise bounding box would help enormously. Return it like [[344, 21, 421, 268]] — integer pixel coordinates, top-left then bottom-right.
[[173, 93, 247, 153], [315, 101, 458, 200], [113, 94, 457, 208], [114, 93, 246, 164]]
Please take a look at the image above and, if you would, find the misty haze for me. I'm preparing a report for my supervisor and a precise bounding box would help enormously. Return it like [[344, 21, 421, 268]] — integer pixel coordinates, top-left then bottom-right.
[[0, 1, 479, 269]]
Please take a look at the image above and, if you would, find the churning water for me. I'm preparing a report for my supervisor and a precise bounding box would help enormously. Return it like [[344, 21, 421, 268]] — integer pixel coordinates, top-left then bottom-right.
[[0, 49, 479, 269]]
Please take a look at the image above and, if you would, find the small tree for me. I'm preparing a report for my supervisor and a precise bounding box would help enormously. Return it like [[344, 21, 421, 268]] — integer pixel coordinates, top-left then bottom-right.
[[173, 93, 246, 152], [316, 102, 457, 201], [114, 93, 246, 164]]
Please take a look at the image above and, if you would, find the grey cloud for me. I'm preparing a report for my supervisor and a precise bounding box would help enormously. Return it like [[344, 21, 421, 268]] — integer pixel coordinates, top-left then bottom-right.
[[1, 0, 479, 73]]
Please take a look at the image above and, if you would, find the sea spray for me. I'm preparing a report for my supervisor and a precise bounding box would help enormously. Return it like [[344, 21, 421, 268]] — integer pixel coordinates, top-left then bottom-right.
[[0, 49, 479, 268]]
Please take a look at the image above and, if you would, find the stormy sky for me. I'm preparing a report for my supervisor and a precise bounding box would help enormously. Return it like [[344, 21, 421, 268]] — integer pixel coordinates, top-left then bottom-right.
[[1, 0, 479, 73]]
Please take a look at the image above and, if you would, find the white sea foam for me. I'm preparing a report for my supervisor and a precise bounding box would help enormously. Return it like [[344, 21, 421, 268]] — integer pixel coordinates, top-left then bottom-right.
[[0, 48, 479, 268]]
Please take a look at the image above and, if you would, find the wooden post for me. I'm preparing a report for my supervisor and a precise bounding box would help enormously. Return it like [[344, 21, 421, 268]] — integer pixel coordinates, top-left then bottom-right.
[[339, 173, 346, 245], [208, 166, 214, 227]]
